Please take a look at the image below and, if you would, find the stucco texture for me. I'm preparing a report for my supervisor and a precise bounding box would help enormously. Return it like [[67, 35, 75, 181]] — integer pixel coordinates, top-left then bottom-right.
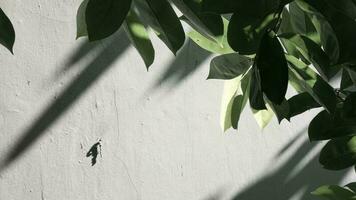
[[0, 1, 353, 200]]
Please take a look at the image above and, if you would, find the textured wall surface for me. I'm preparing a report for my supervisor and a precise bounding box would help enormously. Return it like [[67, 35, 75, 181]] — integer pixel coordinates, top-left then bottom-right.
[[0, 1, 353, 200]]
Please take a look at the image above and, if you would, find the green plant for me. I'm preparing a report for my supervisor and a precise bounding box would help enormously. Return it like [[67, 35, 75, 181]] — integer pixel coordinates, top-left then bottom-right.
[[2, 0, 356, 199]]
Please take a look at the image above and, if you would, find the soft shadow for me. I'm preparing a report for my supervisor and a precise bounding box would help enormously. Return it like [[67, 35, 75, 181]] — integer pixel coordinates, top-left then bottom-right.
[[204, 129, 348, 200], [0, 30, 130, 171], [150, 39, 211, 91]]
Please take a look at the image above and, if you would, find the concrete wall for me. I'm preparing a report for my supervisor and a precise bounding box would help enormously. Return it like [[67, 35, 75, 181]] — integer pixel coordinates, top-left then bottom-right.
[[0, 1, 352, 199]]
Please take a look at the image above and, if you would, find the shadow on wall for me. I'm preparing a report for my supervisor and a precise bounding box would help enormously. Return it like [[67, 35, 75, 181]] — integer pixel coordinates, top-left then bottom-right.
[[0, 30, 130, 170], [150, 39, 211, 91], [203, 130, 349, 200], [0, 30, 211, 171]]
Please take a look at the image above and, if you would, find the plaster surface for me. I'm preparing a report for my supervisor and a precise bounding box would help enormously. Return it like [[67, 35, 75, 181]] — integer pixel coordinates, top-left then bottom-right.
[[0, 1, 352, 199]]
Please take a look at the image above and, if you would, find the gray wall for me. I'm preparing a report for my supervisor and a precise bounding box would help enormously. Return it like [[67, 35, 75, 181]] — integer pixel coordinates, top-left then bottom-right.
[[0, 1, 352, 199]]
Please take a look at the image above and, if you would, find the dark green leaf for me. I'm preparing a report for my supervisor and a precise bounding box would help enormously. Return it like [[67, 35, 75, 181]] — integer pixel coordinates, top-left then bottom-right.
[[86, 0, 132, 41], [267, 99, 290, 123], [346, 183, 356, 193], [319, 136, 356, 170], [303, 0, 356, 63], [144, 0, 185, 54], [280, 33, 336, 80], [208, 53, 252, 80], [171, 0, 224, 41], [202, 0, 280, 17], [312, 185, 356, 199], [249, 66, 266, 110], [227, 12, 278, 55], [288, 92, 320, 118], [309, 108, 356, 141], [286, 55, 337, 113], [0, 8, 15, 53], [124, 10, 155, 69], [256, 33, 288, 105]]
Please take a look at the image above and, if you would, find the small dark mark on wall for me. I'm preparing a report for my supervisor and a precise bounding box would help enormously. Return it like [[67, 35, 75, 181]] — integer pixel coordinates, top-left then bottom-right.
[[86, 139, 102, 166]]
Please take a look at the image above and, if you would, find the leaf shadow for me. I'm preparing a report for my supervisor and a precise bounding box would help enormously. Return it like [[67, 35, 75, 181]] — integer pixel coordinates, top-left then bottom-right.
[[203, 129, 349, 200], [0, 30, 130, 171], [148, 39, 211, 92]]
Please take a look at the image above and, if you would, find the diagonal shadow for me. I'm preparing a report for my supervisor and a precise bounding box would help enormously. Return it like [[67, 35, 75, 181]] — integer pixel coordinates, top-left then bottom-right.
[[0, 30, 130, 171], [203, 129, 348, 200], [149, 39, 212, 91], [230, 140, 347, 200]]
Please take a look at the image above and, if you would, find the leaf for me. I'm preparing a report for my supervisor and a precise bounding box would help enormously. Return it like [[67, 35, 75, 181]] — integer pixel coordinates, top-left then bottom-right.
[[312, 185, 356, 200], [252, 107, 274, 129], [171, 0, 224, 41], [231, 72, 251, 129], [220, 76, 241, 131], [144, 0, 185, 54], [86, 0, 132, 41], [187, 17, 233, 54], [304, 0, 356, 63], [208, 53, 252, 80], [0, 7, 15, 53], [288, 2, 320, 43], [76, 0, 89, 38], [319, 136, 356, 170], [266, 99, 290, 123], [341, 68, 355, 91], [346, 183, 356, 193], [202, 0, 280, 17], [309, 107, 356, 141], [295, 0, 340, 63], [249, 66, 266, 110], [280, 33, 336, 80], [343, 92, 356, 118], [124, 10, 155, 69], [227, 12, 278, 55], [256, 33, 288, 105], [286, 55, 337, 113], [288, 92, 320, 118]]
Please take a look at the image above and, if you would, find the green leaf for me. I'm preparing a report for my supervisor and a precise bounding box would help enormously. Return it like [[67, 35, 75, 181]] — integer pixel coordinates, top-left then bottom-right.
[[341, 68, 355, 91], [346, 183, 356, 193], [171, 0, 224, 41], [309, 102, 356, 141], [208, 53, 252, 80], [86, 0, 132, 41], [256, 33, 288, 105], [288, 2, 320, 43], [76, 0, 89, 38], [220, 76, 241, 131], [252, 107, 274, 129], [249, 66, 267, 110], [187, 17, 233, 54], [286, 55, 337, 113], [227, 12, 278, 55], [124, 10, 155, 69], [304, 0, 356, 63], [288, 92, 320, 118], [319, 136, 356, 170], [0, 7, 15, 53], [266, 99, 290, 123], [231, 72, 251, 129], [144, 0, 185, 54], [295, 0, 340, 63], [343, 92, 356, 118], [280, 33, 336, 80], [312, 185, 356, 200], [202, 0, 280, 17]]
